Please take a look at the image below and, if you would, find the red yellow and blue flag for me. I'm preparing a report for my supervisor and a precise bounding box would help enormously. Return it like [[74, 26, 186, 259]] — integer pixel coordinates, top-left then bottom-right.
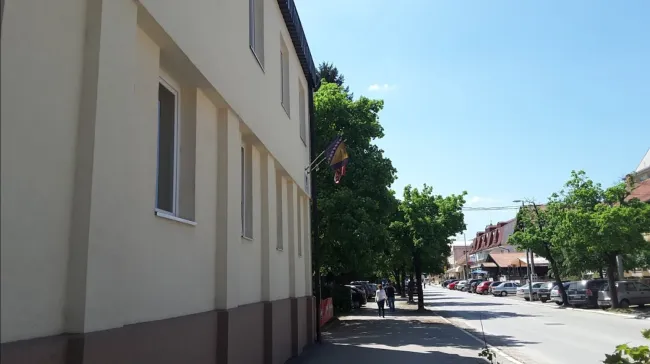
[[325, 136, 349, 184]]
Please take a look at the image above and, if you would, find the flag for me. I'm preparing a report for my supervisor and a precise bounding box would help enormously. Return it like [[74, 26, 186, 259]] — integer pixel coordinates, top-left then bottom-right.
[[325, 136, 349, 184]]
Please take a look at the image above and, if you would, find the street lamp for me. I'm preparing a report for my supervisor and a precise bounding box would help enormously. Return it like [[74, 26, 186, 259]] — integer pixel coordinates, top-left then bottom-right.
[[513, 199, 534, 301]]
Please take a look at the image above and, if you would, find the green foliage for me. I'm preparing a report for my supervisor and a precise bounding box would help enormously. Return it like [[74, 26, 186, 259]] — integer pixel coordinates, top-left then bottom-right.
[[313, 79, 397, 279], [479, 347, 501, 364], [330, 286, 353, 315], [604, 329, 650, 364]]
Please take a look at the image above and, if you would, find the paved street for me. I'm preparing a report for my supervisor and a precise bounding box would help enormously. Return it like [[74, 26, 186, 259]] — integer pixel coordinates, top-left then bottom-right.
[[426, 286, 649, 364]]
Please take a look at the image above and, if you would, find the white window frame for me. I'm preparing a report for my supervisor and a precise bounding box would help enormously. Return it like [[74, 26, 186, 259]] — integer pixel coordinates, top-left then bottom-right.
[[299, 81, 307, 145], [280, 40, 290, 116], [155, 74, 182, 218], [249, 0, 264, 68], [241, 145, 246, 237]]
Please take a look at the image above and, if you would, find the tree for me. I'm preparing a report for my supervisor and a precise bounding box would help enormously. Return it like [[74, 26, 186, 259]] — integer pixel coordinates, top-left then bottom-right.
[[509, 202, 569, 305], [397, 184, 466, 310], [317, 62, 352, 98], [313, 80, 397, 281], [553, 171, 650, 308]]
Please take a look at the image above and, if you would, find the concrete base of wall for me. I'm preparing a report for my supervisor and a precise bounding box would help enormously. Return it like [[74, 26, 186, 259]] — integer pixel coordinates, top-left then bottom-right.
[[0, 296, 315, 364]]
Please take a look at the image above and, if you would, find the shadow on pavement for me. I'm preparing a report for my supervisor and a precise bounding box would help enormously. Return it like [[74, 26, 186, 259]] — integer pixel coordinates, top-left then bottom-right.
[[425, 301, 511, 307], [287, 314, 534, 363], [435, 309, 537, 321], [286, 342, 484, 364]]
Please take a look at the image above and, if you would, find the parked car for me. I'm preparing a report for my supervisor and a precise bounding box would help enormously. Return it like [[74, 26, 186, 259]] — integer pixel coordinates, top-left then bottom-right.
[[492, 281, 519, 296], [448, 281, 460, 290], [455, 280, 469, 291], [516, 282, 547, 301], [351, 281, 374, 299], [468, 279, 484, 293], [551, 282, 571, 305], [598, 280, 650, 308], [536, 282, 554, 303], [566, 279, 607, 308], [344, 285, 367, 309], [442, 279, 458, 288], [476, 281, 496, 294]]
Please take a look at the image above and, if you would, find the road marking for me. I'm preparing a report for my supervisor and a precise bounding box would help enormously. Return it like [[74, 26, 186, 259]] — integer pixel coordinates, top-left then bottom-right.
[[435, 314, 526, 364]]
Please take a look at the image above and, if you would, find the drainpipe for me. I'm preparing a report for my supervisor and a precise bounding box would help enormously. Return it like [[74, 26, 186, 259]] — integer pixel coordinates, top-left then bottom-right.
[[308, 83, 321, 344]]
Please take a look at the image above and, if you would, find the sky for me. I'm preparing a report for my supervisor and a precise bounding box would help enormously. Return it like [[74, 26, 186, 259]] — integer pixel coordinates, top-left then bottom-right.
[[294, 0, 650, 244]]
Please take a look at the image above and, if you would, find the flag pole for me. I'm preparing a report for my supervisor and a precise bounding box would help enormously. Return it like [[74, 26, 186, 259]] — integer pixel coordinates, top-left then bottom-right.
[[308, 85, 322, 344]]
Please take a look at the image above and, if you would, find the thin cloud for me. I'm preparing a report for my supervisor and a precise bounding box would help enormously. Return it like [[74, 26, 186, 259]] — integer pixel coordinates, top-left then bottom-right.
[[367, 83, 396, 92]]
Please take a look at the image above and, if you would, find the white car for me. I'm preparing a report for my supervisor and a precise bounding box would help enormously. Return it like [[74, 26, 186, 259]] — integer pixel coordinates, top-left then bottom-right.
[[491, 281, 520, 296]]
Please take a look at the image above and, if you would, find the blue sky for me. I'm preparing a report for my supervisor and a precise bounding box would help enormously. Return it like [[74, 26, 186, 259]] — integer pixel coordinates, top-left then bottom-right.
[[295, 0, 650, 243]]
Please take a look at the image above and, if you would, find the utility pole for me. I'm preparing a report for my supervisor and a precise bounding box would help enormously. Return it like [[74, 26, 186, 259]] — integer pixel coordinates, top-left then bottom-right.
[[464, 233, 469, 280], [514, 200, 534, 300]]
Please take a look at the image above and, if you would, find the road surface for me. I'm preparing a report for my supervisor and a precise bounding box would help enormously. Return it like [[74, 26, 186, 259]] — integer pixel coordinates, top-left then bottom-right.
[[427, 285, 648, 364]]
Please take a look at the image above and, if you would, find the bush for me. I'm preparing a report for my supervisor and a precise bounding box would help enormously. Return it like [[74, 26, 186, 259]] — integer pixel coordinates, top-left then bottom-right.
[[604, 329, 650, 363]]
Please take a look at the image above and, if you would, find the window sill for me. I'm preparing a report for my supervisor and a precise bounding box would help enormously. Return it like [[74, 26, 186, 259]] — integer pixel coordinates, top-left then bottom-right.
[[250, 46, 264, 72], [241, 235, 254, 242], [155, 210, 197, 226], [276, 247, 284, 252]]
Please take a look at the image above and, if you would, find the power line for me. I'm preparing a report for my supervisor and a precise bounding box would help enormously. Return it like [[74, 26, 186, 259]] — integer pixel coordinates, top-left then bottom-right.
[[462, 205, 520, 211]]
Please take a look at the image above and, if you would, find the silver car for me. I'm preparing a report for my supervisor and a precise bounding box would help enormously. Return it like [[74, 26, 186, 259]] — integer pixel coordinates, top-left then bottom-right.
[[551, 282, 571, 305], [492, 281, 519, 296], [598, 280, 650, 308], [516, 282, 548, 301]]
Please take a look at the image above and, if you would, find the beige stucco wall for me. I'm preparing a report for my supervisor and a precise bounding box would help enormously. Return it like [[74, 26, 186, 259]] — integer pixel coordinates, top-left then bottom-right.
[[0, 0, 86, 341], [1, 0, 312, 343]]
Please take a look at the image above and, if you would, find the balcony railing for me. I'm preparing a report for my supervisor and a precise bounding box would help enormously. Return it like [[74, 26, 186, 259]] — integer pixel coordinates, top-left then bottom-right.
[[277, 0, 319, 88]]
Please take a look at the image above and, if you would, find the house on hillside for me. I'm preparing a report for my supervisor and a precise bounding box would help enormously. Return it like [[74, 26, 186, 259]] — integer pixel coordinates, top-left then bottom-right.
[[1, 0, 318, 363]]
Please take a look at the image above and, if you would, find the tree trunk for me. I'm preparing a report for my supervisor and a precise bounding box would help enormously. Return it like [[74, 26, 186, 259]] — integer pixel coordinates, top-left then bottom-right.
[[393, 270, 402, 296], [598, 266, 604, 279], [413, 251, 425, 310], [606, 256, 620, 309], [543, 243, 568, 306], [400, 268, 407, 297]]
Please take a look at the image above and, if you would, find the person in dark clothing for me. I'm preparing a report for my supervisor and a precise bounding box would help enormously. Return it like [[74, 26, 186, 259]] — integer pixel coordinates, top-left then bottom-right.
[[385, 282, 396, 312], [407, 280, 415, 303]]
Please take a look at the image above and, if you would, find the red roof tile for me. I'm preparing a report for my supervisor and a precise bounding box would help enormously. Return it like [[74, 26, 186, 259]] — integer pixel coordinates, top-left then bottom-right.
[[627, 179, 650, 203]]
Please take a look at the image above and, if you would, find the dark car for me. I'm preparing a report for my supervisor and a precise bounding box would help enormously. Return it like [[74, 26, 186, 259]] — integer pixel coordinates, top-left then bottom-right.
[[345, 285, 367, 309], [351, 281, 374, 299], [467, 279, 484, 293], [566, 279, 607, 308], [442, 279, 458, 288]]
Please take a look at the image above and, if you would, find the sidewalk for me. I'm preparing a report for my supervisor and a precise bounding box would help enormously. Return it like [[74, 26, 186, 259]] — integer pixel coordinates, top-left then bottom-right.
[[287, 293, 501, 364]]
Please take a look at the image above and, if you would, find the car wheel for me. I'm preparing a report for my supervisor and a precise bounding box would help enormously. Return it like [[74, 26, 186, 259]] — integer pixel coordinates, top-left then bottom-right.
[[540, 299, 548, 303], [524, 297, 530, 301], [555, 301, 562, 306], [500, 291, 507, 297], [620, 299, 631, 309]]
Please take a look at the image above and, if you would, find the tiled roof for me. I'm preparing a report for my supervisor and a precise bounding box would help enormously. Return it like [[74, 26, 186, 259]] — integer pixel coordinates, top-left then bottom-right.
[[469, 218, 516, 253], [626, 179, 650, 203]]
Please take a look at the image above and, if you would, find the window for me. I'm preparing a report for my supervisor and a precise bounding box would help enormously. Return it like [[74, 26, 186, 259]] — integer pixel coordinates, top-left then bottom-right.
[[280, 39, 290, 115], [156, 80, 180, 215], [249, 0, 264, 67], [276, 174, 284, 250], [299, 82, 307, 144], [297, 197, 302, 257], [241, 144, 253, 238]]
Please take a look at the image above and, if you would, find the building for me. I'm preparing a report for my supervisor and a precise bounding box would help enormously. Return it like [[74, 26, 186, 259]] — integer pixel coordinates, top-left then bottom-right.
[[1, 0, 318, 363]]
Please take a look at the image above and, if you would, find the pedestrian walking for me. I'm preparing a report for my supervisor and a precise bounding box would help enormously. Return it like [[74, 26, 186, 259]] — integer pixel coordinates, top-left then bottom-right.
[[385, 282, 396, 312], [375, 284, 387, 318]]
